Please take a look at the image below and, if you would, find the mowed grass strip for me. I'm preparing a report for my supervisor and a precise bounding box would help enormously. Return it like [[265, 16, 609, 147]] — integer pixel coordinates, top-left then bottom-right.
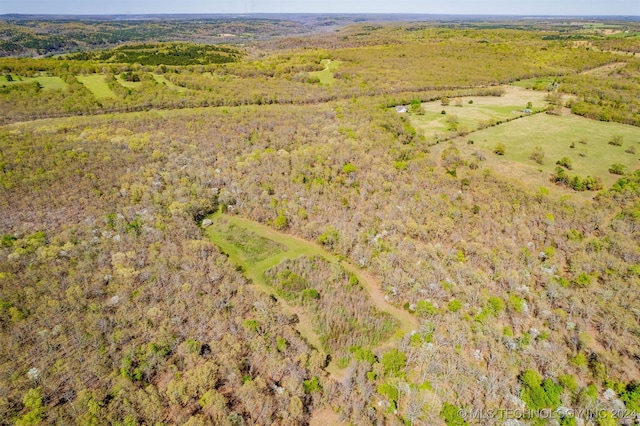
[[0, 75, 67, 90], [76, 74, 117, 99], [309, 59, 340, 85], [461, 112, 640, 187], [151, 74, 187, 92]]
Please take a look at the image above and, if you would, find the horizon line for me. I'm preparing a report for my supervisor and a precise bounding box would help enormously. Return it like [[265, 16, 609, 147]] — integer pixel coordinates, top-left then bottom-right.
[[1, 12, 639, 18]]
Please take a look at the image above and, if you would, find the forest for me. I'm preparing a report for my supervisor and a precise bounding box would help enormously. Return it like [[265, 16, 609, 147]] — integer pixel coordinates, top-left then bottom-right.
[[1, 15, 640, 426]]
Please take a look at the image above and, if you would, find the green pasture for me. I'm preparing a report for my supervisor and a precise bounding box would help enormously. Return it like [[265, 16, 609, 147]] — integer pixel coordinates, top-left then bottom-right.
[[309, 59, 340, 85], [458, 113, 640, 188], [76, 74, 117, 99], [0, 75, 66, 90], [411, 86, 549, 141]]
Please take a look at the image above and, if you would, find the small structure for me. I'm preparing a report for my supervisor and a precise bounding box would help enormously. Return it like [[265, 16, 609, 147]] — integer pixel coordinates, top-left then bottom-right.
[[523, 108, 533, 114], [395, 105, 407, 113]]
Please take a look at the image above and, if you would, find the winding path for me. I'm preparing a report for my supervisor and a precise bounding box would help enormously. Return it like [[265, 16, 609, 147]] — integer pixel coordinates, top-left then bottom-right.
[[204, 213, 419, 378]]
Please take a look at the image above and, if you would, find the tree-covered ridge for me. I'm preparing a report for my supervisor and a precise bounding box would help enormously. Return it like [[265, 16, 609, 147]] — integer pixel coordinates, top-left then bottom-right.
[[0, 18, 308, 56], [64, 43, 242, 66]]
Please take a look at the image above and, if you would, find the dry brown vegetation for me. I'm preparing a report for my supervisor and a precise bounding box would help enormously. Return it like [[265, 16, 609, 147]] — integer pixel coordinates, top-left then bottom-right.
[[1, 18, 640, 426]]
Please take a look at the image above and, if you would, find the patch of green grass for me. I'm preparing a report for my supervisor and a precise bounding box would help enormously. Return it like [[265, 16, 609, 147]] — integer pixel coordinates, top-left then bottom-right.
[[0, 75, 67, 90], [309, 59, 340, 85], [213, 218, 286, 263], [463, 113, 640, 187], [151, 74, 187, 92], [511, 77, 556, 91], [76, 74, 117, 99]]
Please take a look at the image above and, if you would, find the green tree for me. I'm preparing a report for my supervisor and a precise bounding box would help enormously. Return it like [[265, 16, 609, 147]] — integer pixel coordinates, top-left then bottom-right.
[[16, 388, 46, 426], [381, 349, 407, 376]]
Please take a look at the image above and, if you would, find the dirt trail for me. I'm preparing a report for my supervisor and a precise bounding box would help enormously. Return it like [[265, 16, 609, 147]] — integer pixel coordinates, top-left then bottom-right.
[[205, 213, 419, 380]]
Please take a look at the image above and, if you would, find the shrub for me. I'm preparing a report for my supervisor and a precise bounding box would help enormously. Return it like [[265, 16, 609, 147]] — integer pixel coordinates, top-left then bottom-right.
[[273, 214, 288, 229], [447, 299, 462, 312], [620, 382, 640, 412], [556, 157, 573, 170], [494, 143, 506, 155], [377, 382, 398, 402], [572, 272, 593, 288], [519, 369, 562, 410], [341, 162, 356, 174], [608, 135, 623, 146], [487, 297, 504, 315], [416, 300, 437, 316], [441, 402, 468, 426], [350, 346, 377, 364], [609, 163, 626, 175], [530, 146, 545, 164], [381, 349, 407, 376], [303, 376, 321, 393]]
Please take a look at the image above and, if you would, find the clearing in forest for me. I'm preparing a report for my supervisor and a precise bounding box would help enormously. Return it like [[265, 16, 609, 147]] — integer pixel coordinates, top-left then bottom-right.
[[309, 59, 340, 85], [452, 112, 640, 190], [204, 213, 417, 364], [76, 74, 117, 99], [0, 75, 67, 90], [411, 86, 549, 142]]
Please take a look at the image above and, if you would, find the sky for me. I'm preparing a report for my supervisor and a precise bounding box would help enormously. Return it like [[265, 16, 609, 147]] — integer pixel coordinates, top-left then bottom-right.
[[0, 0, 638, 16]]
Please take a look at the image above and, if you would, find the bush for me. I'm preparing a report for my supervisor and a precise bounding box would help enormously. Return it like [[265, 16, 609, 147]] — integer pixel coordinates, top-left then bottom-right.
[[381, 349, 407, 376], [341, 162, 356, 174], [556, 157, 573, 170], [609, 163, 626, 175], [494, 143, 506, 155], [303, 376, 322, 393], [572, 272, 593, 288], [416, 300, 437, 316], [530, 146, 545, 164], [519, 369, 562, 410], [620, 382, 640, 412], [447, 299, 463, 312], [608, 135, 623, 146], [441, 402, 468, 426], [273, 214, 288, 229]]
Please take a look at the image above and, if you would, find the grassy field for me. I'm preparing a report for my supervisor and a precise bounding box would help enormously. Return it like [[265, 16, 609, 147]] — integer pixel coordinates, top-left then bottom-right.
[[151, 73, 187, 92], [453, 112, 640, 189], [411, 86, 549, 141], [0, 75, 67, 90], [76, 74, 117, 99], [309, 59, 340, 85]]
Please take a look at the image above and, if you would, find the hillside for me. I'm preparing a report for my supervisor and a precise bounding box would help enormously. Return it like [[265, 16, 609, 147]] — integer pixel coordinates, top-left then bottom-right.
[[1, 18, 640, 426]]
